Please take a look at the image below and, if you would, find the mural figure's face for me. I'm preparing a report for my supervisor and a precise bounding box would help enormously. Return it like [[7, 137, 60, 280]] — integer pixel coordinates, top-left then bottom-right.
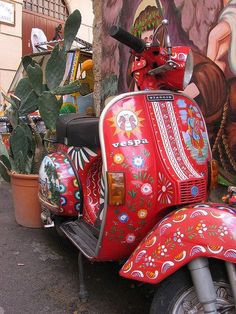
[[141, 29, 154, 43]]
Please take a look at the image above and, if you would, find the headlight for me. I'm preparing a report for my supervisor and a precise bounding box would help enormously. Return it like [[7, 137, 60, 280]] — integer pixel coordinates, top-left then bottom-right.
[[183, 50, 194, 89]]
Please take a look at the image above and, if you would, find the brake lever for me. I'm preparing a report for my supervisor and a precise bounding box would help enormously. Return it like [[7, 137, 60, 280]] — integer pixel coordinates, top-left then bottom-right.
[[148, 60, 179, 75]]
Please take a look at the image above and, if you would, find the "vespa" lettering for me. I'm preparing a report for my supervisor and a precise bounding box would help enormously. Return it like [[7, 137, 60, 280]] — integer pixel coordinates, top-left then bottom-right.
[[112, 138, 149, 148]]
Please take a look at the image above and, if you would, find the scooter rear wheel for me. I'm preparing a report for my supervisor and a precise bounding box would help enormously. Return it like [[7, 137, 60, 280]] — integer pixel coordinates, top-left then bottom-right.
[[149, 260, 234, 314]]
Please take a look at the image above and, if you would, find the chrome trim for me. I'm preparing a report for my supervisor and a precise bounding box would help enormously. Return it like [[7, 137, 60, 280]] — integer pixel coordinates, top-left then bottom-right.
[[183, 50, 194, 89], [188, 257, 217, 313]]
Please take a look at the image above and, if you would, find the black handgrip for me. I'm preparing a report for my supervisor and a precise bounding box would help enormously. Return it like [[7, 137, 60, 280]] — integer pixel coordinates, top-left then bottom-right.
[[109, 25, 146, 53]]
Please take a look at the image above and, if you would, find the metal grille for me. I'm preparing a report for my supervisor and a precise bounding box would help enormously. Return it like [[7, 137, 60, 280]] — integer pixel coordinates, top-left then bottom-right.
[[180, 179, 206, 204], [23, 0, 69, 21]]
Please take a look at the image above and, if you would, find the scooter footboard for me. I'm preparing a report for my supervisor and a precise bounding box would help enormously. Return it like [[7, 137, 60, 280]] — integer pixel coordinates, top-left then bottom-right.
[[120, 203, 236, 284]]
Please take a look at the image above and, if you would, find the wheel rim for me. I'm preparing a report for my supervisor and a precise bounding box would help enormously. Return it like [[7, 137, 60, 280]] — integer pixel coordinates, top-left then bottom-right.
[[172, 281, 234, 314]]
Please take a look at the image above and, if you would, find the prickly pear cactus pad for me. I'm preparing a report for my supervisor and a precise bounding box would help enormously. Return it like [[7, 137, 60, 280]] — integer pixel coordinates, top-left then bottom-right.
[[0, 9, 84, 179]]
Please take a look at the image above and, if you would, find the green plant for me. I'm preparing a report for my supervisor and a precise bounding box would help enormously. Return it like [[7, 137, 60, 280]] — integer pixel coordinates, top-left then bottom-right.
[[0, 9, 83, 182], [0, 109, 39, 181]]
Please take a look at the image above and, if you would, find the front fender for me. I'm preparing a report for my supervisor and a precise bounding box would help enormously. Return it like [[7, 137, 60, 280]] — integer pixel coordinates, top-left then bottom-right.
[[120, 203, 236, 284]]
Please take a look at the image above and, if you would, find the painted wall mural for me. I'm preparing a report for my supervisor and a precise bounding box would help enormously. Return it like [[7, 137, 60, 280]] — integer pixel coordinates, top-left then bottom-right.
[[100, 0, 236, 183]]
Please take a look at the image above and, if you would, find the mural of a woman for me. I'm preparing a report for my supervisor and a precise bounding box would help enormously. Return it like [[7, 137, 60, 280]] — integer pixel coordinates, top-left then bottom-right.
[[205, 0, 236, 180], [207, 0, 236, 77], [129, 2, 226, 141], [99, 0, 236, 182], [128, 1, 236, 181]]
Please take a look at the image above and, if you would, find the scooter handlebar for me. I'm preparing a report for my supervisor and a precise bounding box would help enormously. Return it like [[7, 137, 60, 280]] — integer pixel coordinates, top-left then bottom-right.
[[109, 25, 146, 53]]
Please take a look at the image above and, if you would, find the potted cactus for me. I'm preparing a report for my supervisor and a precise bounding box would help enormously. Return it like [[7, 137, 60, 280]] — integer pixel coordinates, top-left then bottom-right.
[[0, 9, 83, 227]]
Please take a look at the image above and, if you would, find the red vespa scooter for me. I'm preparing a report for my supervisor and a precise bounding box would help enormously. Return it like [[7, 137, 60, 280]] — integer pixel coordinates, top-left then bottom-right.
[[38, 21, 236, 313]]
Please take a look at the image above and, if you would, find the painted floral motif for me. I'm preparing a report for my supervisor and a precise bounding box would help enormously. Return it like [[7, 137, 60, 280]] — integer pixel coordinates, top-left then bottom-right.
[[137, 209, 148, 219], [113, 153, 125, 164], [157, 172, 173, 204], [132, 156, 144, 168], [218, 225, 229, 237], [102, 94, 213, 261], [144, 255, 155, 267], [126, 233, 136, 243], [119, 213, 129, 223], [120, 203, 236, 284], [196, 223, 208, 234], [133, 171, 154, 184], [157, 244, 168, 256], [173, 230, 184, 243], [128, 189, 137, 199], [141, 183, 152, 195]]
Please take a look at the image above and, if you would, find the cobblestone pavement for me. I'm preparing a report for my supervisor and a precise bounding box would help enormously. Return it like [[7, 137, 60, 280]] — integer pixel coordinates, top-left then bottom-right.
[[0, 182, 153, 314]]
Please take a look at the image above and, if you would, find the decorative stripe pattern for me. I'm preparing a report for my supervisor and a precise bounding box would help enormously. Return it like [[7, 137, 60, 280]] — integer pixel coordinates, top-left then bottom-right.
[[153, 101, 201, 180]]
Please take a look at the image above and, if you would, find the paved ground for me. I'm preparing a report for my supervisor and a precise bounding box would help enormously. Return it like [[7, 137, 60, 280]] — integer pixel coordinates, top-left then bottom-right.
[[0, 182, 153, 314], [0, 180, 228, 314]]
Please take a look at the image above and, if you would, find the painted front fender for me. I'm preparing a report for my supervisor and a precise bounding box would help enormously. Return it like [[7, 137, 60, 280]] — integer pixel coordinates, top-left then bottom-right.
[[120, 203, 236, 284]]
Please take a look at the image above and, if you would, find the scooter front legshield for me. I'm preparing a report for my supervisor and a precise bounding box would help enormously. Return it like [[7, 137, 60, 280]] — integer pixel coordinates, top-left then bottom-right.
[[97, 91, 211, 260], [120, 203, 236, 284]]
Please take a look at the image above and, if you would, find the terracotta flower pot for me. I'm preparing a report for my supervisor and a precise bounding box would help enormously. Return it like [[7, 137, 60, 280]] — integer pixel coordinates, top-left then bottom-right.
[[9, 172, 43, 228]]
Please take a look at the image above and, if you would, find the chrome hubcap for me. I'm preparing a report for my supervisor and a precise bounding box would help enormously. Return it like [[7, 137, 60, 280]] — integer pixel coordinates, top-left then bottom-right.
[[172, 282, 234, 314]]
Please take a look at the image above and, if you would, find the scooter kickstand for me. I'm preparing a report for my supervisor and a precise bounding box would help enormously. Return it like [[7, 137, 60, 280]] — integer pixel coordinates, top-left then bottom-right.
[[78, 251, 89, 303]]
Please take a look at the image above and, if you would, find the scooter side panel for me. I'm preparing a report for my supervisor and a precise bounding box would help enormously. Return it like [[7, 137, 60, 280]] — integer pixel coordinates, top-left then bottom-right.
[[66, 146, 102, 225], [97, 91, 211, 260], [120, 203, 236, 284], [39, 152, 82, 216]]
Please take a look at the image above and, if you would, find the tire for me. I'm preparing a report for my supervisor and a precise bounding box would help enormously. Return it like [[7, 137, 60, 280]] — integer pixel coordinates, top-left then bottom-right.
[[149, 259, 235, 314]]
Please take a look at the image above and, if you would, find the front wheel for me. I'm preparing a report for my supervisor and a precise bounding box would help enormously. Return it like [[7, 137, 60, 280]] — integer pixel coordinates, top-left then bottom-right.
[[150, 260, 234, 314]]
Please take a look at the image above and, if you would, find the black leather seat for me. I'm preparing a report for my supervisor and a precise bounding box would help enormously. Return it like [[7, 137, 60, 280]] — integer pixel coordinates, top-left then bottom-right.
[[56, 114, 100, 148]]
